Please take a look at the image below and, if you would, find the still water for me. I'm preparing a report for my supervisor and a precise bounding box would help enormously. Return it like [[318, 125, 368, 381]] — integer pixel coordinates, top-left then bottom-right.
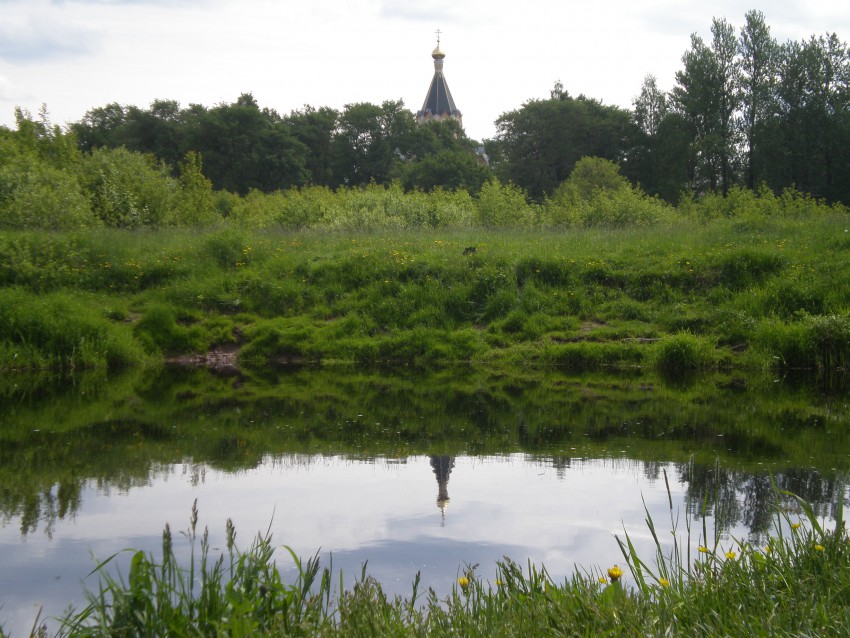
[[1, 365, 848, 635]]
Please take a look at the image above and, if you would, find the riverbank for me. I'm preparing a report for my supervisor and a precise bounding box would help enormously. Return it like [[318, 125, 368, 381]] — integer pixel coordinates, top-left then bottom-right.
[[1, 210, 849, 376]]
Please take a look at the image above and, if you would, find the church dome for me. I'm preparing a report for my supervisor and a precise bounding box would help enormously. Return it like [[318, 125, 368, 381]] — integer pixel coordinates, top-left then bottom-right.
[[432, 46, 446, 60]]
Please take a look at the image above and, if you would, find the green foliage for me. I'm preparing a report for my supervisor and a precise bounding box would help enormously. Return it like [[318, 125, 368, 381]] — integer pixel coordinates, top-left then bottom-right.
[[755, 314, 850, 373], [174, 151, 219, 226], [81, 147, 177, 228], [0, 287, 142, 369], [544, 158, 672, 228], [0, 110, 95, 230], [491, 93, 633, 201], [653, 332, 718, 373], [1, 209, 848, 373], [475, 180, 536, 226], [0, 156, 94, 229], [60, 503, 331, 637], [133, 305, 207, 354]]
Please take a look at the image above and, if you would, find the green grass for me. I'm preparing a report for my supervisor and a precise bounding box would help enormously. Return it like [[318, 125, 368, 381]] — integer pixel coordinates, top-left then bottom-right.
[[36, 486, 850, 637], [1, 209, 849, 374]]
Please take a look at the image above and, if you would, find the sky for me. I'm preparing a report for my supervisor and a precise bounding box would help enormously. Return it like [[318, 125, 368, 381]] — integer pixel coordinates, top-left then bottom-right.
[[1, 0, 848, 143]]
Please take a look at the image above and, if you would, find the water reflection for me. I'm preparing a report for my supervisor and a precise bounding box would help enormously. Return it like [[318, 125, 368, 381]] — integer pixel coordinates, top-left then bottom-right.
[[2, 364, 850, 635], [0, 452, 848, 636], [430, 455, 455, 524]]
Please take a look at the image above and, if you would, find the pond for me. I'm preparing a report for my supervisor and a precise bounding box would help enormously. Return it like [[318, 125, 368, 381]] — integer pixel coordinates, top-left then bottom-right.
[[1, 365, 848, 635]]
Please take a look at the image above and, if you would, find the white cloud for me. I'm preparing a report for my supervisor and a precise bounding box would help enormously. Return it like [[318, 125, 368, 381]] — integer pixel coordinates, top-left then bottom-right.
[[0, 11, 101, 62]]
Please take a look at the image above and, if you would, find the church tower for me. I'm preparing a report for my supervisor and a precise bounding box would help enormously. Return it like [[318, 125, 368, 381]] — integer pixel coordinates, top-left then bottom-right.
[[416, 31, 463, 127]]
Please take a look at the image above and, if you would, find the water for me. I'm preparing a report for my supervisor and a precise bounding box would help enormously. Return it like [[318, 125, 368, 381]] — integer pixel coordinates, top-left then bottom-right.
[[1, 365, 848, 635]]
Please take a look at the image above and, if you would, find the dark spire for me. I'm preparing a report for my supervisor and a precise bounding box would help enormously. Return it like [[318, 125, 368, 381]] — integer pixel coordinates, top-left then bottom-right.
[[416, 31, 462, 126]]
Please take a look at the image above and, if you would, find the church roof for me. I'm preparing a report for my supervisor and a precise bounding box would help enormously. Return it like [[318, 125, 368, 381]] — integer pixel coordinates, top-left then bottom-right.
[[416, 35, 462, 122]]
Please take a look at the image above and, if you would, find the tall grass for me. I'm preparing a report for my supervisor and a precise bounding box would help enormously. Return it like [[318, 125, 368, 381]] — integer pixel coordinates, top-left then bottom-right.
[[59, 500, 332, 637], [42, 485, 849, 637], [1, 210, 849, 373]]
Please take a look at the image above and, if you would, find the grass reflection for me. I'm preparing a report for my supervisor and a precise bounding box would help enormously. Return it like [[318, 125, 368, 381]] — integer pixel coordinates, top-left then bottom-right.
[[1, 364, 849, 538]]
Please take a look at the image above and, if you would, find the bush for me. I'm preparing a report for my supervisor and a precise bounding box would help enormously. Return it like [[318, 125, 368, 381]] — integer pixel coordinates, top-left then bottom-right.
[[544, 158, 670, 228], [0, 157, 95, 229], [476, 180, 537, 227]]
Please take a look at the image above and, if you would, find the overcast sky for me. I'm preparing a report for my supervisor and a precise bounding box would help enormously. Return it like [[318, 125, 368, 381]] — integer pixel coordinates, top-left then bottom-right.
[[1, 0, 848, 143]]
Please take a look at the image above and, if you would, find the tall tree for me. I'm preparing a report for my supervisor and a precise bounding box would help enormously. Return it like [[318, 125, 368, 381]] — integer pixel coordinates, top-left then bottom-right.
[[331, 100, 415, 186], [624, 75, 679, 198], [492, 90, 632, 201], [185, 94, 309, 194], [286, 105, 339, 187], [772, 34, 850, 200], [738, 10, 779, 189], [672, 18, 742, 194]]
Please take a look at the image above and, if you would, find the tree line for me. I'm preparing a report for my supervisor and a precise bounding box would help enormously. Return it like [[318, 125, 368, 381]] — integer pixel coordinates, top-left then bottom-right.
[[492, 10, 850, 204], [4, 10, 850, 213], [71, 95, 489, 196]]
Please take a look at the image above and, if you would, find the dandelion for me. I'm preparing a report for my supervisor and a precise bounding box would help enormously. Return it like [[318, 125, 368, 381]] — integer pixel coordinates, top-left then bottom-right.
[[607, 566, 623, 582], [725, 551, 737, 560], [598, 576, 608, 584], [457, 576, 470, 592], [659, 578, 670, 588]]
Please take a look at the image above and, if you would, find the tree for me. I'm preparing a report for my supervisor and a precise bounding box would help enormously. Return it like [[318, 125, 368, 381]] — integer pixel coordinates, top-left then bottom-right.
[[672, 18, 742, 194], [185, 94, 310, 194], [491, 90, 632, 201], [286, 105, 339, 187], [738, 10, 779, 189], [400, 149, 489, 193], [72, 103, 128, 152], [623, 75, 675, 198], [770, 34, 850, 201], [331, 100, 415, 186]]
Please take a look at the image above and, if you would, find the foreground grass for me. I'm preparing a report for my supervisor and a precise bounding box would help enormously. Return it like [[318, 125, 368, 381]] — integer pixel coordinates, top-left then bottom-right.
[[33, 488, 849, 637], [1, 211, 850, 375]]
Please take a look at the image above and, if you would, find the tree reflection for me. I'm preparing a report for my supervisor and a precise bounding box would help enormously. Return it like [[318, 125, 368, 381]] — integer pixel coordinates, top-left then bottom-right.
[[679, 462, 849, 543]]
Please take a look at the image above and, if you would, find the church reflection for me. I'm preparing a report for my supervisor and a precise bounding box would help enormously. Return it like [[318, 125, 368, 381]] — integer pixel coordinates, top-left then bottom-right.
[[429, 455, 455, 526]]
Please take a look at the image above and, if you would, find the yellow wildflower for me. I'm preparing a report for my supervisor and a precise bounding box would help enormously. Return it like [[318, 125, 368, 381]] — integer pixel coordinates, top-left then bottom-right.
[[698, 546, 709, 554], [607, 566, 623, 582], [495, 579, 505, 587], [725, 551, 737, 560], [457, 576, 470, 591], [659, 578, 670, 588], [815, 544, 825, 552], [598, 576, 608, 584], [791, 523, 802, 530]]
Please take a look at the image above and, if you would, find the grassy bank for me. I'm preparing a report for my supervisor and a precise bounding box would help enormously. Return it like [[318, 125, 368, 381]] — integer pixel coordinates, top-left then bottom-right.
[[37, 488, 849, 637], [2, 210, 849, 376]]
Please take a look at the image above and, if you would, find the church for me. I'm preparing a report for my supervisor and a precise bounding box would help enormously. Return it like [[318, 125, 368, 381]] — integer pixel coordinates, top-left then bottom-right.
[[416, 32, 463, 127]]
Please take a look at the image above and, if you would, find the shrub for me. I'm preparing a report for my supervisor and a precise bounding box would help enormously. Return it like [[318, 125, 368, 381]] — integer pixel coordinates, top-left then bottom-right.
[[0, 157, 95, 229], [81, 147, 178, 228], [476, 180, 537, 227]]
